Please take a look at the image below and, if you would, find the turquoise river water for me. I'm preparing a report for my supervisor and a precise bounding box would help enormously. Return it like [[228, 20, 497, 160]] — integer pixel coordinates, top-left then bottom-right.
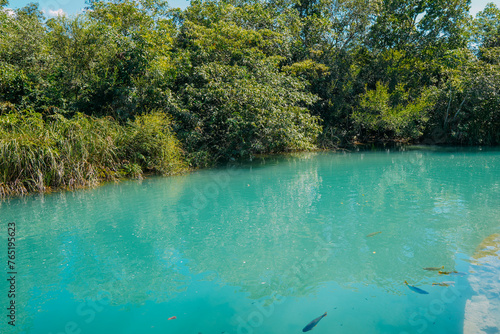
[[1, 148, 500, 334]]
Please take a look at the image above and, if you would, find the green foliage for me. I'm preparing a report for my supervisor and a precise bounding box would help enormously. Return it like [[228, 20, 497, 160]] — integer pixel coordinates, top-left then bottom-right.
[[0, 63, 29, 104], [123, 112, 186, 174], [0, 111, 185, 198], [369, 0, 471, 53], [47, 1, 178, 119], [170, 3, 322, 165], [175, 58, 321, 165], [283, 59, 329, 80], [353, 82, 437, 140], [435, 48, 500, 145], [472, 2, 500, 49], [1, 0, 500, 197]]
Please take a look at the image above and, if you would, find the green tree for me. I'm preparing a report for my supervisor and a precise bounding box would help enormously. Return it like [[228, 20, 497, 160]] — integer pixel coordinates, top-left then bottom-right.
[[353, 81, 437, 140], [472, 2, 500, 49], [435, 48, 500, 145], [0, 3, 49, 111], [369, 0, 471, 53], [171, 2, 321, 164]]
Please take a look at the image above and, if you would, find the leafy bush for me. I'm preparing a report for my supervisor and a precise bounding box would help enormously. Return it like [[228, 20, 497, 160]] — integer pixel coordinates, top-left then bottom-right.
[[122, 112, 186, 175], [353, 82, 437, 141], [175, 59, 321, 164]]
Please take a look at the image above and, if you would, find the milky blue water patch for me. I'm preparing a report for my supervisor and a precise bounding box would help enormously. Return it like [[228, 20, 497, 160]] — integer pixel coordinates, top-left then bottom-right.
[[0, 147, 499, 333]]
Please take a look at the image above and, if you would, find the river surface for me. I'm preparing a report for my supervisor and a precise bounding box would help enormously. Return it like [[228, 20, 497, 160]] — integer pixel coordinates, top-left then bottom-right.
[[1, 147, 499, 334]]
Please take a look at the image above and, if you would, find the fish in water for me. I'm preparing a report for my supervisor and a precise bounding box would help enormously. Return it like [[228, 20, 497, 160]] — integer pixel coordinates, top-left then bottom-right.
[[366, 231, 382, 237], [433, 281, 456, 286], [432, 282, 451, 287], [302, 312, 327, 332], [423, 266, 444, 271], [168, 316, 177, 320], [404, 281, 429, 294], [439, 270, 466, 276]]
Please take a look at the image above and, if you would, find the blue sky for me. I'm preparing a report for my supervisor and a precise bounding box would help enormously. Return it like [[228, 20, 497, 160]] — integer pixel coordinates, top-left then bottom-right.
[[9, 0, 189, 15], [7, 0, 500, 17]]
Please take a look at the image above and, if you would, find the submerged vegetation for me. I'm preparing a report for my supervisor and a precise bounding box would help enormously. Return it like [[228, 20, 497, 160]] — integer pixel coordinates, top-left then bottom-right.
[[1, 0, 499, 196]]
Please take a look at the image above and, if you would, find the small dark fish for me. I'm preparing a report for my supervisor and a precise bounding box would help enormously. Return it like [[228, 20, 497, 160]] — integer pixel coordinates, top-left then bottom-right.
[[439, 270, 466, 276], [405, 281, 429, 294], [302, 312, 327, 332], [432, 283, 450, 287], [423, 266, 444, 271], [366, 231, 382, 237]]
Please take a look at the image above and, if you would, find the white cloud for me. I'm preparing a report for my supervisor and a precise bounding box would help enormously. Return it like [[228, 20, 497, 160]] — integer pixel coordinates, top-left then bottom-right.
[[2, 8, 16, 17], [44, 8, 66, 17]]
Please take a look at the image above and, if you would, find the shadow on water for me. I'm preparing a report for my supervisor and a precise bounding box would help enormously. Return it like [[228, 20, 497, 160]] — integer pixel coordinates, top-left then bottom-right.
[[1, 148, 499, 333]]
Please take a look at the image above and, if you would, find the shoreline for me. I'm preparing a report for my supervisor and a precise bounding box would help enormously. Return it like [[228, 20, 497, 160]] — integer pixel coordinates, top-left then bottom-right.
[[3, 144, 499, 201]]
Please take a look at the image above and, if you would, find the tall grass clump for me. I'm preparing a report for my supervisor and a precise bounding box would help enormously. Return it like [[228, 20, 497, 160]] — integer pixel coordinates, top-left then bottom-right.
[[120, 112, 186, 176], [0, 111, 186, 198]]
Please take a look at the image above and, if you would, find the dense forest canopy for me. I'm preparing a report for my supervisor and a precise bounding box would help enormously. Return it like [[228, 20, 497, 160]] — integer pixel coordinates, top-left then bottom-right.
[[0, 0, 499, 195]]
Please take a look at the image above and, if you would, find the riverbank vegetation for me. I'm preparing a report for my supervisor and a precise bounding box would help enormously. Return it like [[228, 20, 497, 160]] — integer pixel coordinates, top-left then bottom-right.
[[1, 0, 499, 196], [0, 111, 185, 197]]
